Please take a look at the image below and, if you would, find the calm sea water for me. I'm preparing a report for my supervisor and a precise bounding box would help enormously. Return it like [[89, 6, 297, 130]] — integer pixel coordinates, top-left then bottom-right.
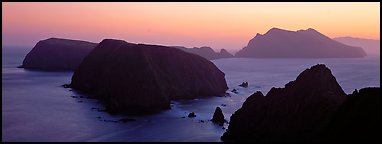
[[2, 47, 380, 142]]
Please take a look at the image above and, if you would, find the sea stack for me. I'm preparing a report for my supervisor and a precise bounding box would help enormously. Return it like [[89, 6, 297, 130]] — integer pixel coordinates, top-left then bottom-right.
[[235, 28, 366, 58], [70, 39, 228, 114], [221, 64, 347, 142], [20, 38, 97, 71], [211, 107, 225, 125]]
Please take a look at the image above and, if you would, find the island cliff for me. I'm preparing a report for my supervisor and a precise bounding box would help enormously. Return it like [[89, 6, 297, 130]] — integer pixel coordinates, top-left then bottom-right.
[[20, 38, 97, 71], [70, 39, 228, 114]]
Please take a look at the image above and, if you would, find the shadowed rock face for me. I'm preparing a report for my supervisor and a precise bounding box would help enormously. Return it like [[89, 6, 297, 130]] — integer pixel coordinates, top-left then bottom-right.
[[322, 87, 380, 142], [235, 28, 366, 58], [172, 46, 233, 60], [20, 38, 97, 71], [211, 107, 225, 125], [70, 39, 228, 114], [222, 64, 347, 142]]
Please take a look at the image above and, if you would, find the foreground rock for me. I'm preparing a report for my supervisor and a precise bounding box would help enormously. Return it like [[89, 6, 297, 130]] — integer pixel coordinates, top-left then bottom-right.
[[322, 87, 380, 142], [188, 112, 196, 118], [235, 28, 366, 58], [211, 107, 225, 125], [239, 82, 248, 88], [221, 64, 347, 142], [70, 39, 228, 114], [20, 38, 97, 71], [173, 46, 234, 60]]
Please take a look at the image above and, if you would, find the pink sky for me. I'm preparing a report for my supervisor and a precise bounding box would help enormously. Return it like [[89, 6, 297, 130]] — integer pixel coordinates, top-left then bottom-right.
[[2, 2, 380, 53]]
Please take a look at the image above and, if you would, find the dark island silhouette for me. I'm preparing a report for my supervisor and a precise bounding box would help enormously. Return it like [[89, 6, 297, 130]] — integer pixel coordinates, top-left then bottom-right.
[[221, 64, 380, 142], [334, 36, 380, 56], [172, 46, 233, 60], [69, 39, 228, 114], [19, 38, 234, 72], [322, 87, 380, 142], [19, 38, 97, 71], [235, 28, 367, 58]]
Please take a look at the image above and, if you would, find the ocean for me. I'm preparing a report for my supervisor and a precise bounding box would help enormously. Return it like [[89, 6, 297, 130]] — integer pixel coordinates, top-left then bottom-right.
[[2, 47, 380, 142]]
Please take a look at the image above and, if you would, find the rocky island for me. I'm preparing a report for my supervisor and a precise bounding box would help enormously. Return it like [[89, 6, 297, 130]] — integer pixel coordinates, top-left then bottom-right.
[[69, 39, 228, 114], [221, 64, 347, 142], [172, 46, 233, 60], [235, 28, 367, 58], [20, 38, 97, 71]]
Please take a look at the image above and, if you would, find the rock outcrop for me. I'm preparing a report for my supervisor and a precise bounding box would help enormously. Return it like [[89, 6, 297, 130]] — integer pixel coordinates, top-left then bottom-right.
[[211, 107, 225, 125], [20, 38, 97, 71], [218, 49, 234, 58], [188, 112, 197, 118], [173, 46, 233, 60], [239, 82, 248, 88], [221, 64, 347, 142], [322, 87, 380, 142], [70, 39, 228, 114], [235, 28, 366, 58]]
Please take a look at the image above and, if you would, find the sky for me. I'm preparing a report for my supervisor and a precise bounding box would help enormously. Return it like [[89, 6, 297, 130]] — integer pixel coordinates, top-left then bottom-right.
[[2, 2, 380, 53]]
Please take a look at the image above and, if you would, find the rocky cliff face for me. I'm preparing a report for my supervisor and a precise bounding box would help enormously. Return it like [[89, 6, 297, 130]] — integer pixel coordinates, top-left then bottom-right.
[[173, 46, 233, 60], [20, 38, 97, 71], [235, 28, 366, 58], [322, 87, 380, 142], [70, 39, 228, 114], [221, 64, 347, 142]]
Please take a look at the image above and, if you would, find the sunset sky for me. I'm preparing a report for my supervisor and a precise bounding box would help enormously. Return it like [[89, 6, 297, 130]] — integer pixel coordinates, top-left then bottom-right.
[[2, 2, 380, 53]]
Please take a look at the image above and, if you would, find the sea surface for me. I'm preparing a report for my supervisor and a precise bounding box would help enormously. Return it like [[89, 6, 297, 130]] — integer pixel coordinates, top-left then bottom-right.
[[2, 47, 380, 142]]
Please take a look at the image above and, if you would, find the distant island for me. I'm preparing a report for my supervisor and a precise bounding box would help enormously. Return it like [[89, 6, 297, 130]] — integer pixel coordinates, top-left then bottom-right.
[[235, 28, 367, 58], [172, 46, 233, 60], [69, 39, 228, 114], [19, 38, 97, 71], [333, 37, 380, 56], [19, 38, 233, 71]]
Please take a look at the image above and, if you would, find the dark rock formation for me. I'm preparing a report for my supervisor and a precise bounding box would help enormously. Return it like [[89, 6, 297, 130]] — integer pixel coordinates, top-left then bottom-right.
[[188, 112, 196, 117], [172, 46, 233, 60], [211, 107, 225, 125], [221, 64, 347, 142], [235, 28, 366, 58], [70, 39, 228, 114], [239, 82, 248, 88], [20, 38, 97, 71], [231, 89, 238, 93], [322, 87, 380, 142]]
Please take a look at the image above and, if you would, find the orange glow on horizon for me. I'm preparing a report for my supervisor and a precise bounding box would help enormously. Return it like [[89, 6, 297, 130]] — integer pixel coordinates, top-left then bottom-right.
[[2, 2, 380, 52]]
